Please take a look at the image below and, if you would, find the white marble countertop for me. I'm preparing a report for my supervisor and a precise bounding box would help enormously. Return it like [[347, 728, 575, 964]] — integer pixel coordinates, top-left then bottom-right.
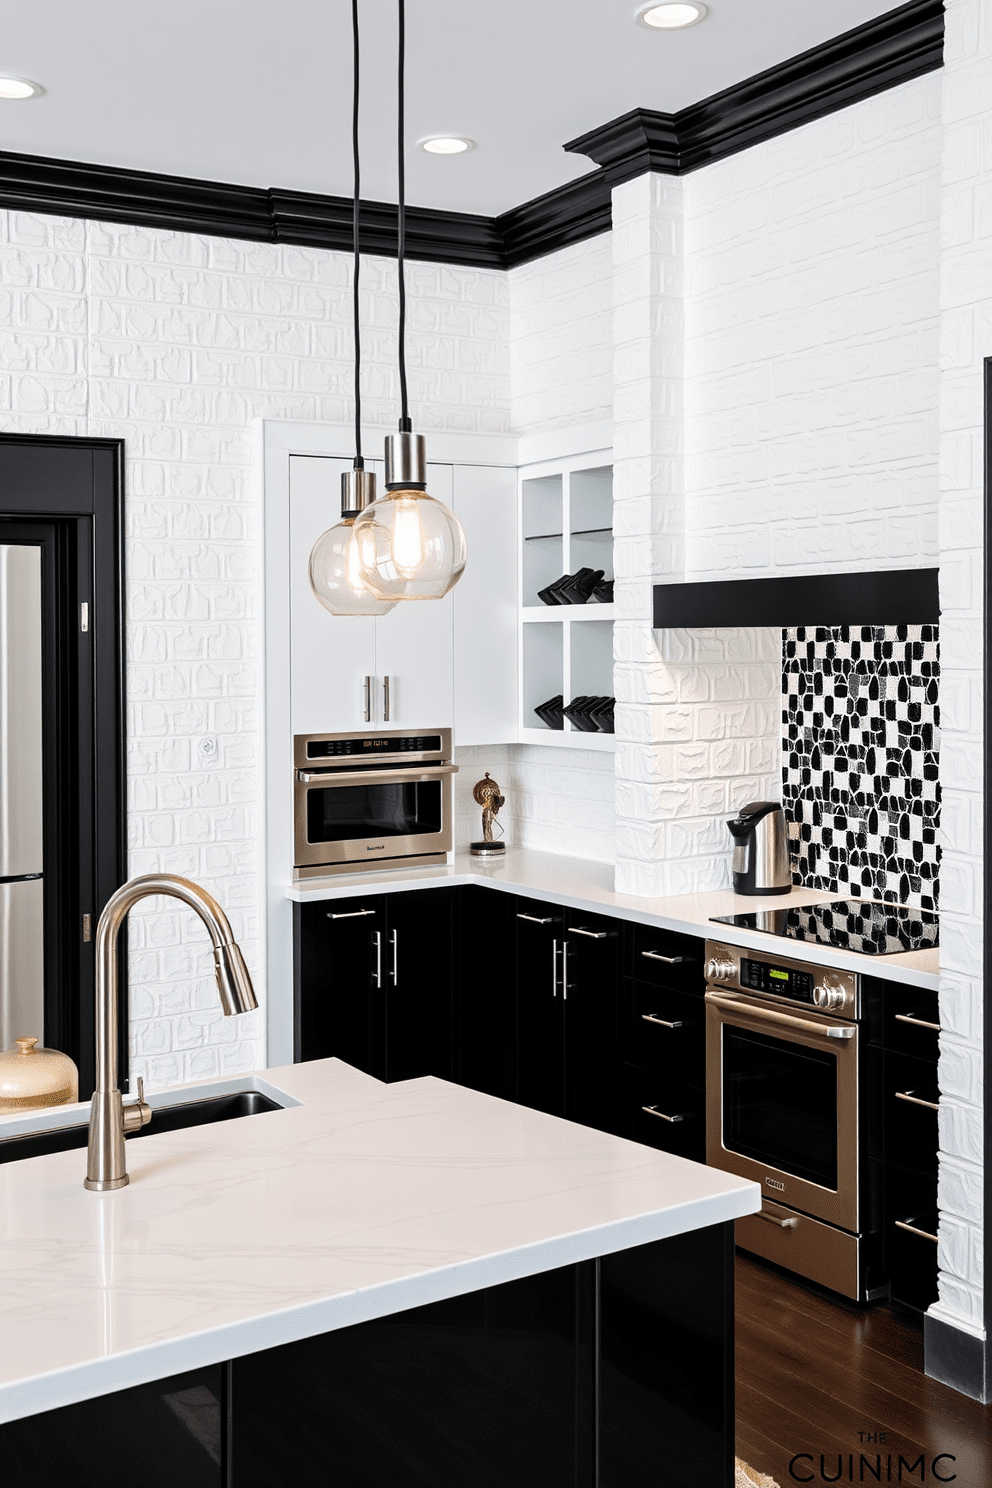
[[0, 1058, 759, 1425], [287, 847, 940, 991]]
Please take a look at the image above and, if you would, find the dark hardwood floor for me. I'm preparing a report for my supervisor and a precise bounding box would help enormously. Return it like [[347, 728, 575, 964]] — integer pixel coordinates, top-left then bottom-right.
[[735, 1252, 991, 1486]]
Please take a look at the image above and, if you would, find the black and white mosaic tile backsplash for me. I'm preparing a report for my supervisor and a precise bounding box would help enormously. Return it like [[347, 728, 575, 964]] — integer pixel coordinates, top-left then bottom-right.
[[782, 625, 939, 910]]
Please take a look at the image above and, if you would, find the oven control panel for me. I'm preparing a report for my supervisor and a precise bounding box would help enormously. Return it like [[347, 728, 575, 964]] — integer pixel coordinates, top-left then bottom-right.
[[704, 941, 858, 1017]]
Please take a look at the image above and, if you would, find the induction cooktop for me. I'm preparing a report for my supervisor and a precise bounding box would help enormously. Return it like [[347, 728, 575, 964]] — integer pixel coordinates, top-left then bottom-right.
[[709, 899, 939, 956]]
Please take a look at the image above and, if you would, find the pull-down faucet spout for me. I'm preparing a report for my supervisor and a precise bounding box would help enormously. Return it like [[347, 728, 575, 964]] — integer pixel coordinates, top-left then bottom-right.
[[84, 873, 258, 1192]]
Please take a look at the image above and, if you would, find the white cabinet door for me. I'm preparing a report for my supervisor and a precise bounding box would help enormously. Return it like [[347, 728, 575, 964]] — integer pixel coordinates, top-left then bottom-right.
[[289, 454, 376, 734], [452, 464, 518, 745], [371, 463, 454, 731]]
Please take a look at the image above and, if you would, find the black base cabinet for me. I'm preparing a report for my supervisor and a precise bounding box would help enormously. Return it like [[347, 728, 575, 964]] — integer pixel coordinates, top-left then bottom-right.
[[0, 1226, 735, 1488], [295, 888, 457, 1083]]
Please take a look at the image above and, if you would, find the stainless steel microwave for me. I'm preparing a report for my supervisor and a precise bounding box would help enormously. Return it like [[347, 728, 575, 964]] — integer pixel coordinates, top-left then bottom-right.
[[293, 729, 457, 879]]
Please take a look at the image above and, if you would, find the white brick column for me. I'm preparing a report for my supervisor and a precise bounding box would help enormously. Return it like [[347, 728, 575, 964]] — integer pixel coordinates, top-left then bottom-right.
[[612, 175, 689, 897], [930, 0, 987, 1385]]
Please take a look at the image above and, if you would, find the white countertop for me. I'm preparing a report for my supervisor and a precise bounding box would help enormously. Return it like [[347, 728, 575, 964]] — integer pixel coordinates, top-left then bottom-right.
[[287, 847, 940, 991], [0, 1058, 759, 1425]]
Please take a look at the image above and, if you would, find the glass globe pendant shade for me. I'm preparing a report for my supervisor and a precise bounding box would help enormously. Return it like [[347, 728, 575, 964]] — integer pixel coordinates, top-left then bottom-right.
[[309, 468, 397, 616], [353, 432, 467, 601]]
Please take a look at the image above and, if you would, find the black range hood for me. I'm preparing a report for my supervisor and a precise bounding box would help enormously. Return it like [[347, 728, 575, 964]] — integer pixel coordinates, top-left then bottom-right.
[[652, 567, 939, 629]]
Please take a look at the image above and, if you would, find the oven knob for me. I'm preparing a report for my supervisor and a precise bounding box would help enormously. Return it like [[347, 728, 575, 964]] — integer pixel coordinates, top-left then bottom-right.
[[813, 979, 849, 1012], [705, 956, 737, 984]]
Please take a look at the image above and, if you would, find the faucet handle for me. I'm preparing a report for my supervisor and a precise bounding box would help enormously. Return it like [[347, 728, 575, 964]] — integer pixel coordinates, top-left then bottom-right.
[[122, 1075, 153, 1134]]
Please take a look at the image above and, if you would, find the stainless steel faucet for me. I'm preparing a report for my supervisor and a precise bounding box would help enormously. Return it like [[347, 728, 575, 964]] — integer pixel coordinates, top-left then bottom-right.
[[84, 873, 258, 1192]]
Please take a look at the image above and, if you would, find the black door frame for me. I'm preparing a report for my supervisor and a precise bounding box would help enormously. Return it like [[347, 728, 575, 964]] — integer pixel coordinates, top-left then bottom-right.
[[0, 433, 126, 1097]]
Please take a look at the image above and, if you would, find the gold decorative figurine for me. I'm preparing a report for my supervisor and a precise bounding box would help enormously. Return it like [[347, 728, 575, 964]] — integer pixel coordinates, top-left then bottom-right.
[[470, 773, 506, 857]]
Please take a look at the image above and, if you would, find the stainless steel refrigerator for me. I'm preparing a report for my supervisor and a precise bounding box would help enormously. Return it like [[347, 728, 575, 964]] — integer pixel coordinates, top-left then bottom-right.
[[0, 543, 44, 1051]]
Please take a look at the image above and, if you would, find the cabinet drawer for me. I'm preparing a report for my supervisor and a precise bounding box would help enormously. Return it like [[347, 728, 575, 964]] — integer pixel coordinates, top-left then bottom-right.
[[865, 977, 940, 1060], [884, 1162, 939, 1314], [882, 1051, 939, 1175], [622, 1064, 705, 1162], [630, 926, 704, 995], [625, 981, 704, 1087]]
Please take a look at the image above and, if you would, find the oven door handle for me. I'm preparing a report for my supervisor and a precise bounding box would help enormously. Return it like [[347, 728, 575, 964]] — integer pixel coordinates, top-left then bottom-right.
[[297, 764, 459, 786], [705, 990, 856, 1040]]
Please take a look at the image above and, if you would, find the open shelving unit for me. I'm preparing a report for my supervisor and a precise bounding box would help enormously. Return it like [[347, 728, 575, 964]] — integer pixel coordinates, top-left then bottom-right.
[[518, 452, 614, 751]]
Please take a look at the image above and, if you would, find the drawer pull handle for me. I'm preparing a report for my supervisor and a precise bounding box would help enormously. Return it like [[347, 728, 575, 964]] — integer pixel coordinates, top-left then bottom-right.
[[518, 913, 553, 925], [328, 908, 376, 919], [641, 1105, 686, 1124], [757, 1209, 799, 1230], [895, 1090, 939, 1111], [641, 1014, 685, 1029], [572, 927, 607, 939], [895, 1218, 939, 1244], [642, 951, 683, 965], [895, 1012, 941, 1033]]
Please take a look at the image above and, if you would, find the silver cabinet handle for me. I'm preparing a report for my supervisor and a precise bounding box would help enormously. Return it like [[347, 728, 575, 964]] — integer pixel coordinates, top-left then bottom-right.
[[642, 950, 683, 964], [373, 929, 382, 989], [518, 913, 553, 924], [552, 939, 559, 998], [895, 1012, 941, 1032], [895, 1090, 939, 1111], [641, 1105, 685, 1124], [706, 990, 856, 1040], [641, 1013, 685, 1029], [571, 927, 607, 939], [364, 674, 371, 723], [390, 927, 398, 985], [328, 908, 376, 920], [757, 1209, 799, 1230], [383, 674, 390, 722], [895, 1218, 939, 1243], [561, 941, 568, 1001]]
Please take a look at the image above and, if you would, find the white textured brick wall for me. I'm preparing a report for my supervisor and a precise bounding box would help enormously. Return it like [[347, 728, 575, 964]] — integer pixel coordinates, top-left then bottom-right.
[[683, 75, 943, 581], [0, 209, 510, 1088], [509, 236, 614, 434], [933, 0, 986, 1343], [455, 743, 616, 864]]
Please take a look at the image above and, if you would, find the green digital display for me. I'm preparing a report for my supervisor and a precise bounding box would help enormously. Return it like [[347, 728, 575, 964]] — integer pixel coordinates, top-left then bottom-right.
[[769, 969, 789, 981]]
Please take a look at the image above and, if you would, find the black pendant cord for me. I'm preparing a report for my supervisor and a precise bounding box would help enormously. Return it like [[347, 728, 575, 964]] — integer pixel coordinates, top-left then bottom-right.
[[351, 0, 364, 468], [397, 0, 411, 433]]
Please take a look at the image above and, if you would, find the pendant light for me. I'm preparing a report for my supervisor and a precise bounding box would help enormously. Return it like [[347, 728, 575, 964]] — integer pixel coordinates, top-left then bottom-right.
[[309, 0, 397, 617], [353, 0, 467, 602]]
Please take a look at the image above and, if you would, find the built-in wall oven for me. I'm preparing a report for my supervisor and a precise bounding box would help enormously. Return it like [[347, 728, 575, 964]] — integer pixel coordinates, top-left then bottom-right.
[[704, 939, 883, 1301], [294, 729, 457, 879]]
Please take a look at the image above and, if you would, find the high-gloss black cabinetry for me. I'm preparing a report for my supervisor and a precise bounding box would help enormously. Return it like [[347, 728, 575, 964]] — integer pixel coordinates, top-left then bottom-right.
[[620, 924, 706, 1161], [456, 884, 518, 1101], [865, 974, 940, 1314], [295, 888, 456, 1082], [514, 899, 620, 1134]]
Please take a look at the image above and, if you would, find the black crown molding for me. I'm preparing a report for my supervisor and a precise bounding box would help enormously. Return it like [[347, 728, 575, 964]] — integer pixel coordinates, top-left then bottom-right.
[[0, 0, 942, 270]]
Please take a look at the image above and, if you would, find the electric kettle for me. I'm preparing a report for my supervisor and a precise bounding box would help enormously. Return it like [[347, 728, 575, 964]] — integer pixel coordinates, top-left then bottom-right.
[[726, 802, 791, 895]]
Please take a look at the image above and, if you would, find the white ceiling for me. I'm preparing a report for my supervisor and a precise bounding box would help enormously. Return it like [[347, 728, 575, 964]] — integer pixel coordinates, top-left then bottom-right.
[[1, 1, 902, 217]]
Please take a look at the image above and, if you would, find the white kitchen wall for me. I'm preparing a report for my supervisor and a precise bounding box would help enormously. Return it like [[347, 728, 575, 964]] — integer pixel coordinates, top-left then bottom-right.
[[508, 235, 614, 435], [455, 743, 615, 863], [0, 209, 511, 1086], [932, 0, 986, 1351]]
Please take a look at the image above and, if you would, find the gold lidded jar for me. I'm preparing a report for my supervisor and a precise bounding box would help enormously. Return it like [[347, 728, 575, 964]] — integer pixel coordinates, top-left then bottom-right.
[[0, 1037, 79, 1112]]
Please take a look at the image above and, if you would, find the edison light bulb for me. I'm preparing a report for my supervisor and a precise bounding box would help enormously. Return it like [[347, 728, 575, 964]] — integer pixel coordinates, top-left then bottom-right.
[[391, 496, 426, 578]]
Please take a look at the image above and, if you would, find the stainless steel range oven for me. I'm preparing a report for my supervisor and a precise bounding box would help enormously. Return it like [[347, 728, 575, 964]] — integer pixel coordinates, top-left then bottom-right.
[[294, 729, 457, 879], [704, 939, 883, 1301]]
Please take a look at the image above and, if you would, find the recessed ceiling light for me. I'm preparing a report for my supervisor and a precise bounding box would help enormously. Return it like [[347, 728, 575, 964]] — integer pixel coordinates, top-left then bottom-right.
[[0, 76, 44, 100], [418, 136, 475, 156], [636, 3, 708, 29]]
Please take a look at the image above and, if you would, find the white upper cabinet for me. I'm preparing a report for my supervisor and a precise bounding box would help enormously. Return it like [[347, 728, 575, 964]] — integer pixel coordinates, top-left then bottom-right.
[[288, 455, 457, 734], [289, 454, 376, 735], [371, 463, 455, 731], [452, 463, 517, 745]]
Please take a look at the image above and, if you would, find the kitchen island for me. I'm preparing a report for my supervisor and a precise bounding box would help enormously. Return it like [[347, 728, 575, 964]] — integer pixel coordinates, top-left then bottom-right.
[[0, 1056, 759, 1487]]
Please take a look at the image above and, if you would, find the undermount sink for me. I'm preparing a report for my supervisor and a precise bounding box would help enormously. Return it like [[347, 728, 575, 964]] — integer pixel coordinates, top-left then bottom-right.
[[0, 1090, 284, 1166]]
